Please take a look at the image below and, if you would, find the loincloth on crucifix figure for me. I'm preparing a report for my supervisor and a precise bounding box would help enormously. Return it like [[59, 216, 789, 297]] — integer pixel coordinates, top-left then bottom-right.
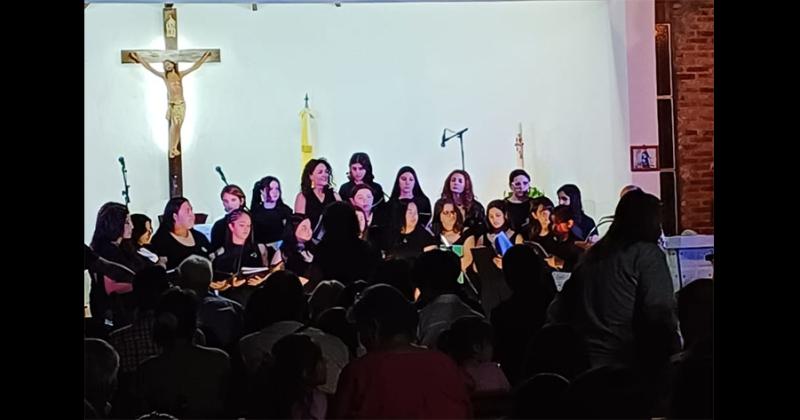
[[167, 101, 186, 125], [165, 100, 186, 157]]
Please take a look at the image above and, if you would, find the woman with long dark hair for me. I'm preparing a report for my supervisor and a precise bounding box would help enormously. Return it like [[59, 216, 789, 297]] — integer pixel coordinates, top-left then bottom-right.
[[251, 175, 293, 245], [435, 169, 485, 232], [526, 196, 555, 243], [89, 202, 138, 328], [91, 202, 140, 273], [386, 199, 437, 261], [557, 184, 597, 241], [148, 197, 213, 270], [338, 152, 385, 202], [547, 189, 679, 369], [387, 166, 432, 229], [431, 197, 470, 247], [294, 158, 341, 231], [310, 202, 381, 288], [279, 214, 316, 284], [212, 208, 268, 306], [461, 200, 521, 314]]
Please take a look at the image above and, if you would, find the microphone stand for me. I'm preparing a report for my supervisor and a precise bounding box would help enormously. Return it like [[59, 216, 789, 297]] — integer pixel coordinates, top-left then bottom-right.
[[119, 158, 131, 208], [216, 166, 229, 186], [442, 128, 468, 171]]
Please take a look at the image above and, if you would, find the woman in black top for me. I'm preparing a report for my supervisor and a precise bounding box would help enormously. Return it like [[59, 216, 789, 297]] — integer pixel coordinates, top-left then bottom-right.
[[557, 184, 597, 241], [293, 158, 341, 232], [464, 200, 524, 264], [349, 184, 390, 252], [90, 202, 140, 326], [121, 213, 162, 269], [387, 166, 432, 229], [432, 197, 470, 247], [387, 199, 437, 261], [91, 202, 151, 274], [435, 169, 485, 231], [310, 202, 381, 289], [526, 196, 555, 245], [504, 169, 534, 233], [279, 214, 316, 283], [130, 213, 153, 248], [463, 200, 522, 315], [338, 152, 385, 203], [251, 176, 293, 245], [148, 197, 213, 270], [537, 205, 585, 272], [210, 184, 247, 251], [212, 209, 268, 306]]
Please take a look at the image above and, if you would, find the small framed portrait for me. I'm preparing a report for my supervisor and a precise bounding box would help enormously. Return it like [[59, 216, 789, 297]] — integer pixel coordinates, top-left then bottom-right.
[[631, 145, 659, 172]]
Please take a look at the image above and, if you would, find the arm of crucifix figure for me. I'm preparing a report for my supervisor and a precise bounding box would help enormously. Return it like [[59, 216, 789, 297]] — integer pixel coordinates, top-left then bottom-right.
[[181, 51, 212, 77], [129, 53, 164, 78]]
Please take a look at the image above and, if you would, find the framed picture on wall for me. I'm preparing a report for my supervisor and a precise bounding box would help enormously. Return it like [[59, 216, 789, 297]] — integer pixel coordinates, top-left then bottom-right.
[[631, 145, 659, 172]]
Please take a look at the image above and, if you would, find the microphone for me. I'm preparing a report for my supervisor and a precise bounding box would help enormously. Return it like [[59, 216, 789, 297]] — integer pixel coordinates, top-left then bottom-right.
[[215, 166, 229, 185], [441, 127, 469, 146], [119, 156, 130, 206]]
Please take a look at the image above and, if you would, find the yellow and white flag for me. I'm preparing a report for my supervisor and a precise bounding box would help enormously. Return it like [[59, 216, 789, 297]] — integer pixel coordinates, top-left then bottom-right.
[[300, 97, 315, 168]]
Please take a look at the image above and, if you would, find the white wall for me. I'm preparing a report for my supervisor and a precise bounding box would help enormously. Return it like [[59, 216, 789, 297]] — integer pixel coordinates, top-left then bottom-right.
[[85, 1, 654, 242]]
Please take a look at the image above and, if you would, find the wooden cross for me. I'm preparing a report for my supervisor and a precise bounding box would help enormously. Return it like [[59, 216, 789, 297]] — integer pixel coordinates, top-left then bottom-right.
[[514, 123, 525, 169], [121, 5, 221, 198]]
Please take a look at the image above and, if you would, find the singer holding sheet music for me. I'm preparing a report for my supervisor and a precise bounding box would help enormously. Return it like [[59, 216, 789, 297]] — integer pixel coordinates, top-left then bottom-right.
[[463, 200, 523, 269], [461, 200, 521, 315], [386, 199, 438, 260], [212, 208, 268, 306]]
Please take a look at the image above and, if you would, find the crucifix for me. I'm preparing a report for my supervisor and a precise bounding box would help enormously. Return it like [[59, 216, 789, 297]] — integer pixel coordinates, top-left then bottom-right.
[[121, 4, 221, 198], [514, 123, 525, 169]]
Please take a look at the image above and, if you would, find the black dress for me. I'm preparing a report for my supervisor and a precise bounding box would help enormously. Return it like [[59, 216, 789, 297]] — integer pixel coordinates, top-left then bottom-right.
[[387, 226, 437, 261], [148, 229, 213, 270], [212, 242, 266, 306], [251, 203, 293, 244], [302, 189, 338, 231]]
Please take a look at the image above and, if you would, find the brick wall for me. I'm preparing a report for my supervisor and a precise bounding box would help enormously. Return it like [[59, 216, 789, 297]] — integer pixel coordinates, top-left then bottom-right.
[[663, 0, 714, 233]]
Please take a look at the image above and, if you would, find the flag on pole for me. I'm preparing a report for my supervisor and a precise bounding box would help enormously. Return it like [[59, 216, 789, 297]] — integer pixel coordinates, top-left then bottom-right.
[[300, 94, 314, 168]]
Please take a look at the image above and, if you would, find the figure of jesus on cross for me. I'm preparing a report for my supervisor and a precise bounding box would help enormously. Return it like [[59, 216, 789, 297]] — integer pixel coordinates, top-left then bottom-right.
[[129, 51, 211, 159], [121, 5, 221, 197]]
